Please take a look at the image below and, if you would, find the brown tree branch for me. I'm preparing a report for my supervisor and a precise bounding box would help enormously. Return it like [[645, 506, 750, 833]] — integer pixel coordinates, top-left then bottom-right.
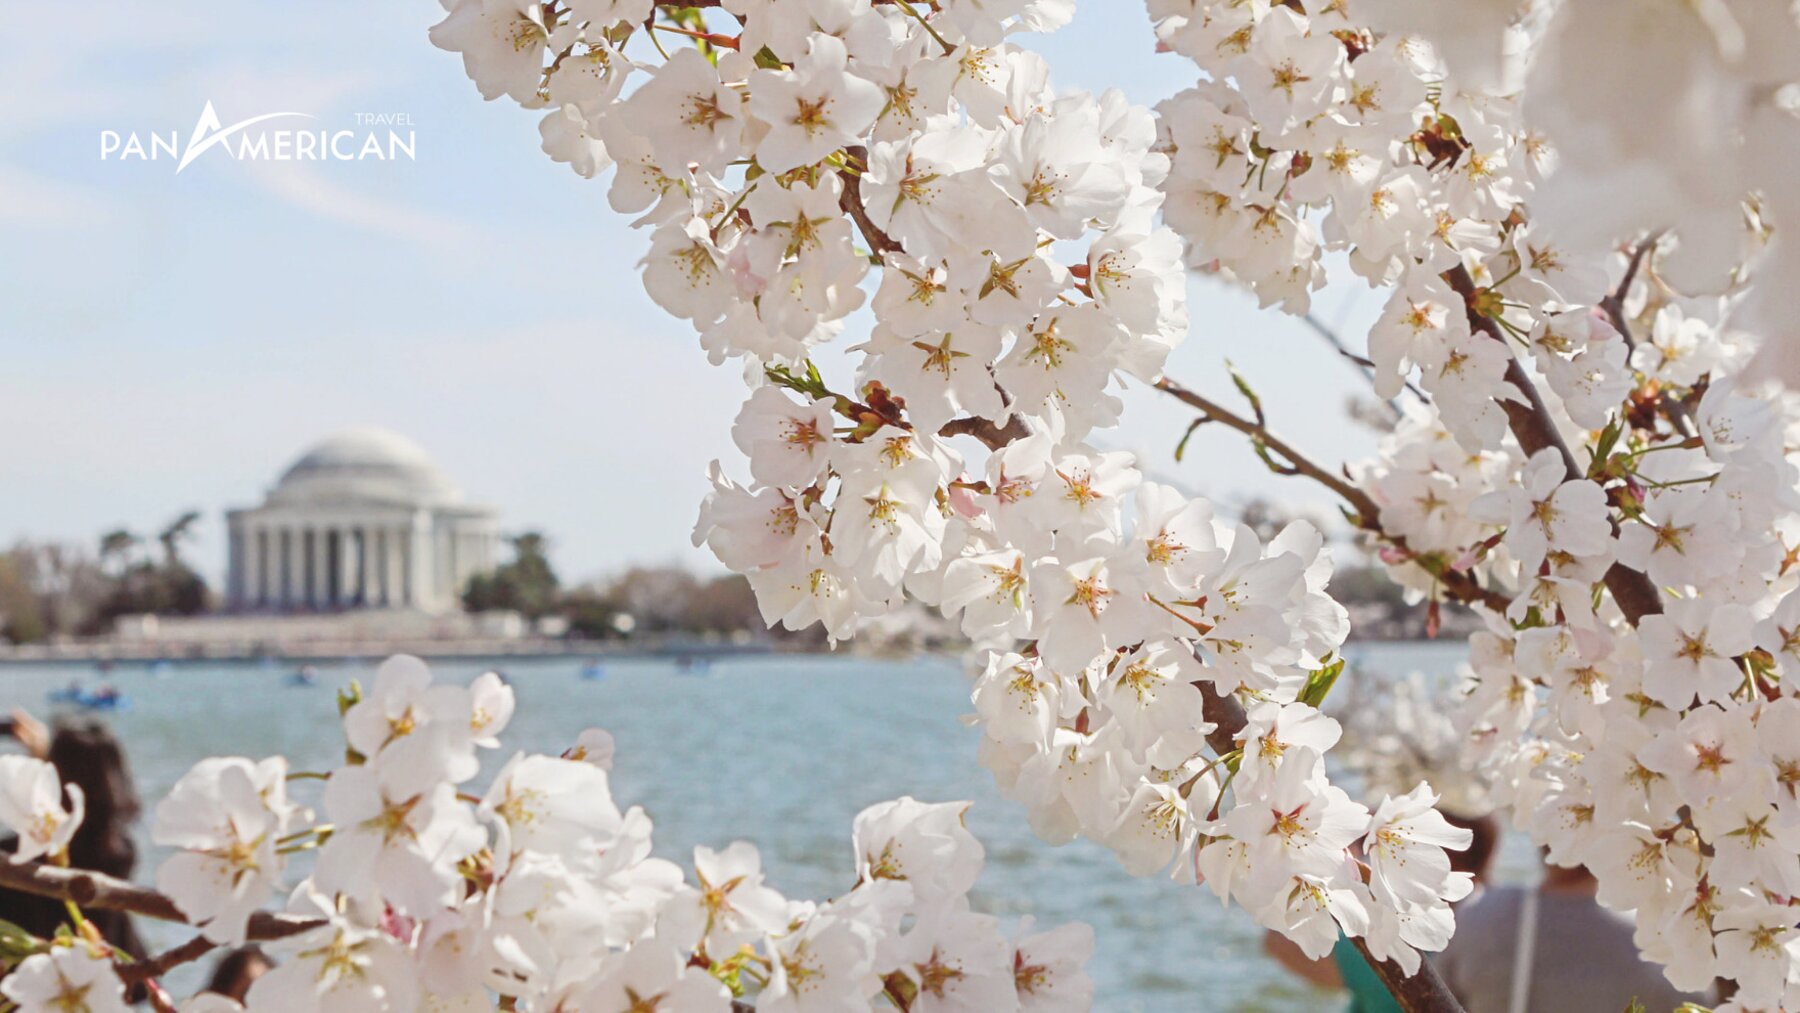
[[837, 146, 904, 258], [1443, 265, 1664, 624], [118, 935, 219, 986], [1156, 378, 1372, 513], [1592, 234, 1697, 439], [1195, 678, 1248, 760], [1349, 938, 1468, 1013], [1598, 230, 1663, 352], [937, 415, 1029, 450], [0, 859, 323, 947], [1154, 376, 1511, 613]]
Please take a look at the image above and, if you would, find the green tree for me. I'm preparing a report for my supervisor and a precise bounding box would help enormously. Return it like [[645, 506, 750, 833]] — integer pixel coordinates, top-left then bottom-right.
[[463, 531, 561, 620], [85, 511, 211, 631], [559, 586, 626, 640], [158, 510, 201, 566], [0, 554, 47, 644], [98, 529, 139, 576]]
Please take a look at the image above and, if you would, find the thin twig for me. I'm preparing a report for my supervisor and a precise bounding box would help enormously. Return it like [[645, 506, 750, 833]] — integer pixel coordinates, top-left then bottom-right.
[[1594, 233, 1699, 439], [1301, 313, 1426, 402], [1156, 378, 1369, 510], [118, 936, 218, 986], [1154, 376, 1511, 612], [1598, 230, 1663, 352]]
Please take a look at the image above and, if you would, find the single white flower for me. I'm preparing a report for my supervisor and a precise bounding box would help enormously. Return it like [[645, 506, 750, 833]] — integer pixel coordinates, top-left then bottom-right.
[[0, 946, 129, 1013], [0, 756, 83, 865]]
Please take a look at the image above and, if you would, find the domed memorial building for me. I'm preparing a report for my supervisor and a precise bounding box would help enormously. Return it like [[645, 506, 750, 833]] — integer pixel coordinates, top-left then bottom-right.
[[225, 429, 500, 613]]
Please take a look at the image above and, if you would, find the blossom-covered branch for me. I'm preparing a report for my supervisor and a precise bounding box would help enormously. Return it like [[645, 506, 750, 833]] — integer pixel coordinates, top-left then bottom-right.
[[0, 858, 322, 943], [1442, 263, 1665, 624], [423, 0, 1800, 1008], [1155, 375, 1509, 614], [0, 658, 1094, 1011]]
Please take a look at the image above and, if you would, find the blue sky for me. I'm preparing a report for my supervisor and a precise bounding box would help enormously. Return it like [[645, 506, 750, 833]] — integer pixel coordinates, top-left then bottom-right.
[[0, 2, 1385, 587]]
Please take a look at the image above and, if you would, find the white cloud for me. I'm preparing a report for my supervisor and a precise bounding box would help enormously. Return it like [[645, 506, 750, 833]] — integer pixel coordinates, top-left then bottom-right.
[[239, 158, 478, 249]]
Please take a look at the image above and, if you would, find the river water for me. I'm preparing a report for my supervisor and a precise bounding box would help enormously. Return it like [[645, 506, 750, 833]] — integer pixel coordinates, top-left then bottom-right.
[[0, 641, 1488, 1010]]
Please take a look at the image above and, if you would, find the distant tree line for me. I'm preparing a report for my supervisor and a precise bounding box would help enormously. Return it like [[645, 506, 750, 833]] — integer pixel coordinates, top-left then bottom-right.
[[462, 532, 823, 646], [0, 512, 212, 643]]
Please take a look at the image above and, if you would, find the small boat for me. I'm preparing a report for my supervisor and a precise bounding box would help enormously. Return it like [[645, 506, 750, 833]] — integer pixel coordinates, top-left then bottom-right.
[[48, 685, 130, 712], [147, 659, 174, 678], [285, 665, 319, 687], [579, 661, 606, 681]]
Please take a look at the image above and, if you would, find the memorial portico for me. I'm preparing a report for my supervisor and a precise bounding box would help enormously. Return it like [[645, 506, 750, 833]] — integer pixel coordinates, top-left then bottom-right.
[[225, 428, 500, 613]]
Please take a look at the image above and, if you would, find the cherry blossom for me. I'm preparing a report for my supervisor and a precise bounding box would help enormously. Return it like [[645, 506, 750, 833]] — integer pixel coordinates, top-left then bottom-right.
[[153, 756, 302, 944], [1, 946, 130, 1013], [0, 756, 83, 865]]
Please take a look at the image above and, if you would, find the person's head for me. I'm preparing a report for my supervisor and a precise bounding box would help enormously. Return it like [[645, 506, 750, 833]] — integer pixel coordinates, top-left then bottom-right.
[[205, 946, 273, 1001], [1444, 810, 1501, 884], [47, 717, 139, 875]]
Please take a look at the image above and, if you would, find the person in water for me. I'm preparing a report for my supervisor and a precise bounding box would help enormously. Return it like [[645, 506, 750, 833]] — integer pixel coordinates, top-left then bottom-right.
[[0, 710, 146, 963]]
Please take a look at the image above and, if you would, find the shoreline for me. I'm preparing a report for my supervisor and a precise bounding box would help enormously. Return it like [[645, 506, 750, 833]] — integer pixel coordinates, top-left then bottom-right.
[[0, 635, 1458, 667], [0, 639, 792, 667]]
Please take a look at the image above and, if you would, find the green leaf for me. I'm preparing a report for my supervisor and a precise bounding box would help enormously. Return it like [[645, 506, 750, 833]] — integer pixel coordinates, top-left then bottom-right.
[[336, 679, 362, 717], [1297, 656, 1345, 709], [1174, 417, 1206, 463], [0, 918, 43, 966], [1588, 419, 1621, 479], [1225, 359, 1265, 426]]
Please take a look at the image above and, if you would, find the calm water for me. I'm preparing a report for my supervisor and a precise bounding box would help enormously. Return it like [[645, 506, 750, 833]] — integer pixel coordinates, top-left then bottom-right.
[[0, 641, 1483, 1010]]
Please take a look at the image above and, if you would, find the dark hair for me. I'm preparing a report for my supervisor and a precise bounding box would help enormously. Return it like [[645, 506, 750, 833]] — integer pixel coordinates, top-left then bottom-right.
[[205, 946, 273, 1001], [1443, 810, 1501, 881], [48, 717, 140, 878]]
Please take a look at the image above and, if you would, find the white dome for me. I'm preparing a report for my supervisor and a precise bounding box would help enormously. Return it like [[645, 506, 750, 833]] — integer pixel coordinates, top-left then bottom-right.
[[268, 428, 459, 507]]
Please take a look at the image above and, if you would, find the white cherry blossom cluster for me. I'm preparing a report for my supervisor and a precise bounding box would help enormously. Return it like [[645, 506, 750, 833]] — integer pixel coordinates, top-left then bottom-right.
[[1394, 0, 1800, 385], [1147, 0, 1800, 1005], [0, 656, 1092, 1012], [1432, 381, 1800, 1010], [430, 0, 1483, 985]]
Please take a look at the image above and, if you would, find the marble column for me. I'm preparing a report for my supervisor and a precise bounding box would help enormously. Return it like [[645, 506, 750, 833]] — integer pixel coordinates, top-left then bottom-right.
[[244, 524, 263, 609], [226, 526, 243, 608], [339, 527, 358, 605], [310, 527, 328, 608], [410, 513, 433, 610], [389, 525, 408, 607], [374, 529, 390, 606], [283, 528, 302, 609], [361, 527, 379, 606]]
